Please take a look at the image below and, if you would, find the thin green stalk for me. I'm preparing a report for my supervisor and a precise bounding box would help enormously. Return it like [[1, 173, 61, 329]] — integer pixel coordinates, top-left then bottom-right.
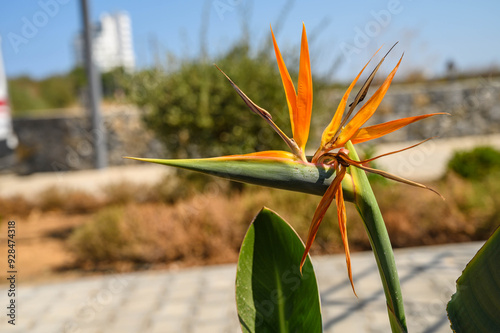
[[346, 141, 407, 333]]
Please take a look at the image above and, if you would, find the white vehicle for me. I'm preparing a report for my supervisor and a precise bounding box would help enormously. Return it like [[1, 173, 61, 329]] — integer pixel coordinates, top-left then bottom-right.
[[0, 35, 18, 160]]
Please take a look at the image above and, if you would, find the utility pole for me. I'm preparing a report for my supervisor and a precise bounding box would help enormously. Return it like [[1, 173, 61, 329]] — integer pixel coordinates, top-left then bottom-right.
[[80, 0, 107, 169]]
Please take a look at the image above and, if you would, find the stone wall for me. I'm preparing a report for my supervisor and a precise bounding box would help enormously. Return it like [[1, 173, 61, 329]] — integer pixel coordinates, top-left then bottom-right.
[[322, 77, 500, 143], [9, 77, 500, 174], [13, 108, 163, 174]]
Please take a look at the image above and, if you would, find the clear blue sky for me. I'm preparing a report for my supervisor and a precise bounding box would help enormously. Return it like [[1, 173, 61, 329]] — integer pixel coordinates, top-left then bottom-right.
[[1, 0, 499, 81]]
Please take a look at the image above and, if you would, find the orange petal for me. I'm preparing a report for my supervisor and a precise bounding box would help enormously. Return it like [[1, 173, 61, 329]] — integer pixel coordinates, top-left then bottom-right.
[[295, 23, 313, 150], [300, 166, 347, 271], [351, 113, 449, 145], [335, 55, 403, 148], [319, 50, 381, 149], [335, 184, 356, 296], [271, 26, 298, 135]]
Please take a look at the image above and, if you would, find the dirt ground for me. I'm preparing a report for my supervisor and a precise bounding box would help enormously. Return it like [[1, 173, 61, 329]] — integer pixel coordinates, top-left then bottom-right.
[[1, 211, 86, 285]]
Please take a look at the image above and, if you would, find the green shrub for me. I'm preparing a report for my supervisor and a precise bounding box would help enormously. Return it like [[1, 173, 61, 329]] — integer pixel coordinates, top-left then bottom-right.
[[448, 146, 500, 180], [125, 43, 329, 158]]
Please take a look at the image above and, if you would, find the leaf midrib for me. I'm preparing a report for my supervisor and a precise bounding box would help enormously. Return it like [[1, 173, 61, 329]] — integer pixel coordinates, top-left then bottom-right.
[[274, 263, 287, 333]]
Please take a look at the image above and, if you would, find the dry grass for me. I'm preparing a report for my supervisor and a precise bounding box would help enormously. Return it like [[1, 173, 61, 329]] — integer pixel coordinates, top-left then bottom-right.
[[0, 195, 34, 218], [69, 194, 248, 267], [37, 187, 103, 213]]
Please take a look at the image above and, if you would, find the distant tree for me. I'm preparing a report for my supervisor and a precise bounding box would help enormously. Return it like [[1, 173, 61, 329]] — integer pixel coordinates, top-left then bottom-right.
[[8, 74, 76, 115], [39, 75, 75, 108], [8, 76, 50, 114], [7, 65, 132, 116], [101, 66, 130, 100], [68, 66, 87, 92]]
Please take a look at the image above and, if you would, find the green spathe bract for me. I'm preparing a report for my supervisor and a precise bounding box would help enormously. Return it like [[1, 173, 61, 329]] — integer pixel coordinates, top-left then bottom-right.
[[236, 207, 322, 333], [125, 156, 354, 200], [447, 226, 500, 332]]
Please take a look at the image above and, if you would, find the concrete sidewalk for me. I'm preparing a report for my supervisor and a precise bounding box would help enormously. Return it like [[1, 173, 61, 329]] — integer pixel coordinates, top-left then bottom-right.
[[0, 242, 483, 333], [0, 164, 170, 200], [372, 134, 500, 182]]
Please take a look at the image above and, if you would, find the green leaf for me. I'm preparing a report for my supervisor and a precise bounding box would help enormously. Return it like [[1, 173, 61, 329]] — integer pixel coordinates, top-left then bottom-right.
[[447, 226, 500, 332], [236, 207, 322, 333], [126, 156, 354, 201]]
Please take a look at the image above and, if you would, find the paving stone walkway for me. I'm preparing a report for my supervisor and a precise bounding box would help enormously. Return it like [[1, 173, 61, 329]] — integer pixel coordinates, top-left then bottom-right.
[[0, 242, 483, 333]]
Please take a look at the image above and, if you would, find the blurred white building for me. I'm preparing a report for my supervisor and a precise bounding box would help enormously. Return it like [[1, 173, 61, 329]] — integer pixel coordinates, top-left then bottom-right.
[[74, 11, 135, 72]]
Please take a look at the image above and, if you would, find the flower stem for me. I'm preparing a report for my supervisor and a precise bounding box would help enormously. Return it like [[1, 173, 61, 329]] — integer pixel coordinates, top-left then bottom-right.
[[346, 141, 408, 333]]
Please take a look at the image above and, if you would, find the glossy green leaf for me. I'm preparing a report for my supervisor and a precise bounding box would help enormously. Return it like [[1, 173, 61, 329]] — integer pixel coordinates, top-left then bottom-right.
[[126, 156, 354, 201], [236, 207, 322, 333], [447, 226, 500, 332]]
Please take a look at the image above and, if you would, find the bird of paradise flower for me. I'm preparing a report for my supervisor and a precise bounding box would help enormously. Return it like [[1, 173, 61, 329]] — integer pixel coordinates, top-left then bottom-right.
[[128, 23, 446, 295]]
